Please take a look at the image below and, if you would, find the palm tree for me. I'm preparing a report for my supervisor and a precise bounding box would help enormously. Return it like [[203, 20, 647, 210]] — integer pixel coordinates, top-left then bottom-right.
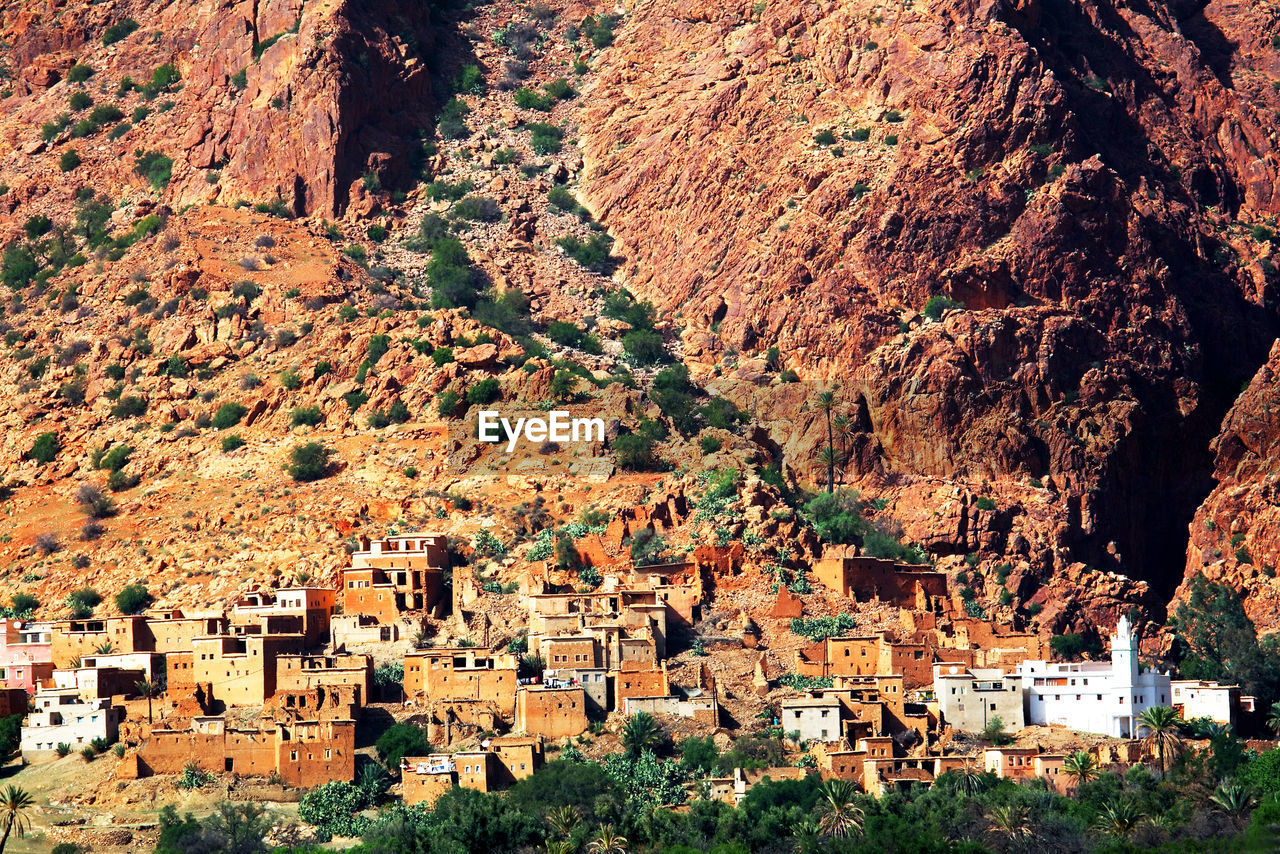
[[546, 804, 580, 840], [544, 843, 573, 854], [1267, 701, 1280, 738], [93, 641, 114, 655], [1062, 751, 1100, 793], [1210, 782, 1257, 827], [813, 390, 838, 492], [135, 679, 159, 724], [816, 778, 865, 839], [621, 711, 663, 758], [1137, 706, 1183, 776], [948, 761, 988, 797], [986, 802, 1033, 844], [1093, 801, 1144, 838], [0, 786, 34, 854], [791, 816, 822, 854], [587, 824, 627, 854]]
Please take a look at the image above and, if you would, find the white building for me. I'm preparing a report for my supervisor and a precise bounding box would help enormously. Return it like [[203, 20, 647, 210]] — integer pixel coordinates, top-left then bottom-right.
[[1018, 617, 1170, 738], [934, 665, 1025, 733], [21, 689, 120, 755], [1171, 680, 1244, 728], [780, 694, 843, 743]]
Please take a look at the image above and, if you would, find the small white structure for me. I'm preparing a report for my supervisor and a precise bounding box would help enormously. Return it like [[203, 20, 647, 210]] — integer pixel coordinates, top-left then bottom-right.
[[21, 689, 119, 755], [1171, 680, 1242, 728], [1018, 617, 1170, 738], [780, 694, 842, 743], [934, 665, 1024, 733]]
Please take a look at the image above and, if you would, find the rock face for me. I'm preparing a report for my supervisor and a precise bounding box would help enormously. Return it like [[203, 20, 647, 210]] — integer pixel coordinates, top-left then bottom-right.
[[580, 0, 1280, 607], [0, 0, 442, 215], [1180, 340, 1280, 632]]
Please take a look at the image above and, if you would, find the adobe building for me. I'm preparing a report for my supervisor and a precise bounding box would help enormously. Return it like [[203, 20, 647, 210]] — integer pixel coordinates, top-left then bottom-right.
[[145, 610, 228, 654], [49, 616, 153, 667], [542, 667, 609, 715], [342, 534, 448, 623], [795, 635, 935, 688], [50, 664, 146, 701], [135, 716, 355, 785], [276, 653, 372, 699], [267, 684, 363, 722], [781, 694, 843, 743], [514, 685, 587, 739], [189, 634, 306, 706], [230, 588, 336, 648], [404, 649, 517, 716], [400, 736, 544, 806], [812, 547, 947, 611]]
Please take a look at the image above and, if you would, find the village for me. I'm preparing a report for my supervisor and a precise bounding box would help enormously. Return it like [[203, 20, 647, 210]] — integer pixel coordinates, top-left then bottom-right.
[[0, 496, 1258, 822]]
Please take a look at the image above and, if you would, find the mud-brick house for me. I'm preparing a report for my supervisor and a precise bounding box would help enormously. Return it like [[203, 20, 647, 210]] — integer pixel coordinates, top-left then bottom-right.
[[514, 684, 587, 739], [341, 534, 449, 624], [401, 736, 544, 806], [133, 716, 355, 785], [404, 648, 517, 716], [189, 634, 306, 706], [230, 587, 336, 648], [275, 653, 372, 699]]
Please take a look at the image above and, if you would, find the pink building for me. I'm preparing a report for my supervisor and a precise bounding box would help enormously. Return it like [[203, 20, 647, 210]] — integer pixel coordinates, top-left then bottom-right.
[[0, 620, 54, 692]]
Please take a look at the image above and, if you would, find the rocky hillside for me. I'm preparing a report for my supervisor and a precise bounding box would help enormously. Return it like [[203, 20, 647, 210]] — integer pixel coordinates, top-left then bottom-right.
[[578, 0, 1280, 631], [1, 0, 1280, 644]]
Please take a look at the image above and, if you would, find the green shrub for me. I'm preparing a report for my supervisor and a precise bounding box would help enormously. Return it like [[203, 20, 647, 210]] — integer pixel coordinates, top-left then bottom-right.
[[89, 104, 124, 125], [288, 441, 333, 481], [437, 390, 461, 417], [280, 369, 302, 390], [68, 90, 93, 111], [431, 346, 454, 366], [622, 329, 666, 365], [437, 97, 470, 139], [452, 195, 502, 222], [107, 469, 140, 491], [814, 129, 837, 146], [26, 432, 60, 464], [922, 295, 963, 321], [99, 444, 132, 472], [556, 233, 614, 273], [59, 150, 82, 172], [111, 396, 147, 419], [467, 378, 501, 405], [514, 86, 555, 111], [66, 64, 95, 83], [526, 122, 563, 154], [103, 18, 140, 45], [614, 432, 658, 471], [221, 434, 245, 452], [134, 150, 173, 190], [231, 68, 248, 89], [115, 584, 152, 614], [211, 402, 247, 429], [291, 406, 323, 427]]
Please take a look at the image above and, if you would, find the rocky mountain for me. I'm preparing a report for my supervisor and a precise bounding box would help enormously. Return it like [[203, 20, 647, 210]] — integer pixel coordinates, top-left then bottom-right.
[[0, 0, 1279, 643], [579, 0, 1280, 633]]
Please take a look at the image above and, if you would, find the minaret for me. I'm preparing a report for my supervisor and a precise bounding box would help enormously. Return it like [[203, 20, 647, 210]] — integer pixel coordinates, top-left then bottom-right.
[[1110, 616, 1139, 688], [1110, 616, 1139, 737]]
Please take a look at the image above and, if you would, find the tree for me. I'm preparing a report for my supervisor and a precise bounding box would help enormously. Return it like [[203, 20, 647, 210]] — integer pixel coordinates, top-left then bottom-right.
[[25, 432, 60, 465], [1137, 706, 1183, 776], [375, 722, 430, 770], [115, 584, 152, 615], [621, 711, 663, 758], [812, 390, 838, 492], [287, 441, 333, 482], [986, 802, 1032, 844], [1267, 700, 1280, 737], [298, 781, 368, 840], [1062, 750, 1099, 792], [815, 778, 864, 838], [0, 786, 34, 854], [1093, 800, 1143, 838], [1173, 574, 1280, 706], [546, 804, 580, 839], [135, 679, 159, 723], [1210, 782, 1257, 828], [941, 761, 988, 797], [587, 824, 627, 854]]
